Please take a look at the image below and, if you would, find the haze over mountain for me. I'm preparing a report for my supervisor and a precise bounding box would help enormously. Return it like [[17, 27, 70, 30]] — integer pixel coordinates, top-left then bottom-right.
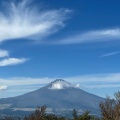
[[0, 79, 104, 116]]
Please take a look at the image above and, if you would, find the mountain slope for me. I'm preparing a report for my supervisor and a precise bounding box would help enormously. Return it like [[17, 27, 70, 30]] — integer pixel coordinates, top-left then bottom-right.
[[0, 79, 104, 115]]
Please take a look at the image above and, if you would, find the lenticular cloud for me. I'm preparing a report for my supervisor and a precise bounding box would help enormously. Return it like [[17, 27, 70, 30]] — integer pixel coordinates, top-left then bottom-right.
[[0, 0, 70, 42]]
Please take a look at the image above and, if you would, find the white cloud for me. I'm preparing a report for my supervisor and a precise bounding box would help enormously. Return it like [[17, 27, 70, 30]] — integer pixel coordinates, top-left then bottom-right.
[[0, 58, 27, 66], [99, 51, 120, 57], [1, 73, 120, 98], [0, 85, 7, 90], [65, 73, 120, 83], [0, 77, 53, 86], [0, 0, 71, 42], [75, 84, 80, 88], [85, 84, 120, 88], [0, 73, 120, 88], [0, 49, 27, 66], [65, 73, 120, 88], [0, 50, 9, 58], [53, 28, 120, 45]]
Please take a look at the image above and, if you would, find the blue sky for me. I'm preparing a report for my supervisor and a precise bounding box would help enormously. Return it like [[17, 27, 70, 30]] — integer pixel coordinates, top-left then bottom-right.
[[0, 0, 120, 98]]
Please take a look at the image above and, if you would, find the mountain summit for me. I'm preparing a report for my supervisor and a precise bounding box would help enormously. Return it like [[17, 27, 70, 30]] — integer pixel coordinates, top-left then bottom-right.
[[47, 79, 75, 89]]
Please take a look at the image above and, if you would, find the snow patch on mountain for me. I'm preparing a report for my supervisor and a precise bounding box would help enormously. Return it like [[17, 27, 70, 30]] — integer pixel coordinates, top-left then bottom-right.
[[48, 79, 80, 90], [75, 84, 80, 88]]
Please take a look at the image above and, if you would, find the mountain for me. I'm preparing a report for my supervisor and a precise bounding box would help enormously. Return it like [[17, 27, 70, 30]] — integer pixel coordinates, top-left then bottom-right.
[[0, 79, 104, 116], [47, 79, 78, 89]]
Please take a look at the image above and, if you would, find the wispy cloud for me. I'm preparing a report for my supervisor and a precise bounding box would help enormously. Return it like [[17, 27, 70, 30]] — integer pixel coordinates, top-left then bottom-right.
[[1, 73, 120, 98], [85, 84, 120, 88], [0, 49, 27, 66], [0, 50, 9, 58], [0, 73, 120, 88], [99, 51, 120, 57], [0, 85, 7, 90], [52, 28, 120, 45], [0, 77, 53, 86], [0, 58, 27, 66], [0, 0, 71, 42], [65, 73, 120, 88], [65, 73, 120, 83]]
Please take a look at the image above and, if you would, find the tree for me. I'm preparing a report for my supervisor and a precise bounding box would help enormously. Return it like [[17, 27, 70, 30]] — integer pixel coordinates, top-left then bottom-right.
[[24, 105, 47, 120], [78, 111, 94, 120], [72, 109, 78, 120], [99, 91, 120, 120], [72, 109, 95, 120]]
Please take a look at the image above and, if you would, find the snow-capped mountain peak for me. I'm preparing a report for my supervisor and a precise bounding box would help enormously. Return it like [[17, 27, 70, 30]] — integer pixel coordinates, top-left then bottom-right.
[[48, 79, 77, 90]]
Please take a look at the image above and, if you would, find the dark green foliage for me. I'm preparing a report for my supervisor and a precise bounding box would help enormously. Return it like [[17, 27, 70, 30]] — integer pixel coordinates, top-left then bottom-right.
[[77, 111, 93, 120], [45, 114, 66, 120], [72, 109, 96, 120], [72, 109, 78, 120], [23, 105, 47, 120]]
